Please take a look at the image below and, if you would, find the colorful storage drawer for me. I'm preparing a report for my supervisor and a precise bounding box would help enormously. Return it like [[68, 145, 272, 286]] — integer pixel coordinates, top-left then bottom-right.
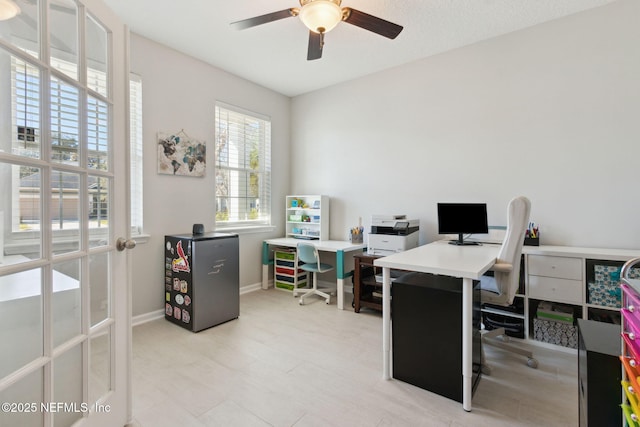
[[624, 308, 640, 338], [621, 356, 640, 400], [275, 251, 295, 261], [275, 277, 307, 291], [275, 266, 304, 275], [624, 380, 640, 419], [274, 249, 307, 292], [622, 404, 640, 427]]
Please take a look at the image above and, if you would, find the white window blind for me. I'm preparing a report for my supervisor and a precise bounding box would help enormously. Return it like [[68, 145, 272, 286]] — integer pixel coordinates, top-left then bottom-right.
[[129, 74, 143, 235], [214, 102, 271, 227]]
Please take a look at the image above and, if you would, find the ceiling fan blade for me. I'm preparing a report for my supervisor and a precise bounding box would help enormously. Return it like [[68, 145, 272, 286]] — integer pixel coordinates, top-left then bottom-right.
[[307, 31, 323, 61], [230, 9, 297, 30], [342, 8, 403, 39]]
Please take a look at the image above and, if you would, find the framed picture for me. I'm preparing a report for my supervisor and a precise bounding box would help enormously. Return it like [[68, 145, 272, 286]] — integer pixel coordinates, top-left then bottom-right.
[[157, 131, 206, 177]]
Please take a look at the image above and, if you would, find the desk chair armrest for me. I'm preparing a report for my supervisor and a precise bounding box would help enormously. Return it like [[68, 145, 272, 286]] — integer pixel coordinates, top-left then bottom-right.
[[491, 262, 513, 273]]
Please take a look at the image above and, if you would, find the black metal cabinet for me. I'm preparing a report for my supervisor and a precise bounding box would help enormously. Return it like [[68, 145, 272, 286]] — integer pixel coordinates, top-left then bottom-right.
[[577, 319, 621, 427]]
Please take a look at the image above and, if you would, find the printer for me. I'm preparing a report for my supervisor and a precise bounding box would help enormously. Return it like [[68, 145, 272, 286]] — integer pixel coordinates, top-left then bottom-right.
[[368, 214, 419, 256]]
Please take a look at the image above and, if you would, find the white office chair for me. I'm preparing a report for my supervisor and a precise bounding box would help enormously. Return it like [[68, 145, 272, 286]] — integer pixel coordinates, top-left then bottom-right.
[[296, 242, 336, 305], [478, 196, 538, 373]]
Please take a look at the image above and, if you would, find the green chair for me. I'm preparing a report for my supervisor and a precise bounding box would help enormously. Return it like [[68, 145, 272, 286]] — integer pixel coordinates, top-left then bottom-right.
[[296, 242, 335, 305]]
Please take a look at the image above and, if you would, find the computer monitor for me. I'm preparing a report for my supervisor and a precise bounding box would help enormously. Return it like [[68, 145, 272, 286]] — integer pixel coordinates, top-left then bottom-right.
[[437, 203, 488, 245]]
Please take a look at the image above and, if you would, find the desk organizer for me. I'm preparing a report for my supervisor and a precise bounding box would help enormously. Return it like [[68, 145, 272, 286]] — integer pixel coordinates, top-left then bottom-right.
[[524, 237, 539, 246]]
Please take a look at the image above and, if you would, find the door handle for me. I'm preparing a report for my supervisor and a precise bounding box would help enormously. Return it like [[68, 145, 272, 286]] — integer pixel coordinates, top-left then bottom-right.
[[116, 237, 137, 251]]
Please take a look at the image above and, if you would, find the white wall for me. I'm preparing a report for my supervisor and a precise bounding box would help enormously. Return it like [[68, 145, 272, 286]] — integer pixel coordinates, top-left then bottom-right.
[[130, 0, 640, 318], [129, 35, 291, 317], [291, 0, 640, 249]]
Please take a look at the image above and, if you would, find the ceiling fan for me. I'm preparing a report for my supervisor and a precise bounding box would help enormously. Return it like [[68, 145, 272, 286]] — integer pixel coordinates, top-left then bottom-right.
[[231, 0, 403, 61]]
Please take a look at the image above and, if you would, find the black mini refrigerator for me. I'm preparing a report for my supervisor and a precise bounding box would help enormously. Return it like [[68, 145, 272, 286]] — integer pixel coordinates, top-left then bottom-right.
[[164, 232, 239, 332]]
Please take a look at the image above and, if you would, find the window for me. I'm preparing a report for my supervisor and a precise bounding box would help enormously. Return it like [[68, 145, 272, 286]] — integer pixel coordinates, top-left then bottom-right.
[[129, 74, 143, 236], [214, 102, 271, 228]]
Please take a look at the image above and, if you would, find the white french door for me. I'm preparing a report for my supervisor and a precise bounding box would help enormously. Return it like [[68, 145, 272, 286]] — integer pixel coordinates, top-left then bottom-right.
[[0, 0, 130, 426]]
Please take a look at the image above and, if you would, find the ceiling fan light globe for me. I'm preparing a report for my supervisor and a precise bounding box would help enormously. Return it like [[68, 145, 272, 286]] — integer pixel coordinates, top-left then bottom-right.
[[0, 0, 20, 21], [299, 0, 342, 33]]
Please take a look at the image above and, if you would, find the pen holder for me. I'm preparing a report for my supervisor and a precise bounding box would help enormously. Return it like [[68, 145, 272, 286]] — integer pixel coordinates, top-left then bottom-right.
[[349, 232, 363, 244], [524, 237, 539, 246]]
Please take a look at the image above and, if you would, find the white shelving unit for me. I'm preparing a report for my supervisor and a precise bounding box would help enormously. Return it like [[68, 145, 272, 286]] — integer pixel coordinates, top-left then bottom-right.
[[285, 195, 329, 240], [486, 246, 640, 350]]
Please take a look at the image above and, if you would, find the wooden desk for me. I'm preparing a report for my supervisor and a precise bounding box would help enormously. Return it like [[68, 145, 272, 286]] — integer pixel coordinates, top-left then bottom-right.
[[262, 238, 366, 310], [374, 241, 499, 412]]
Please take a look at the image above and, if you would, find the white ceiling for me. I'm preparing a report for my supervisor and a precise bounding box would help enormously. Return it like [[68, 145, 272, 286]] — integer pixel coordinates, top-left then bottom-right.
[[101, 0, 617, 97]]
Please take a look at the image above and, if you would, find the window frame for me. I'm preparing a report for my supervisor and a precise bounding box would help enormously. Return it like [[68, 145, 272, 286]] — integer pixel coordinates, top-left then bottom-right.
[[214, 101, 272, 231]]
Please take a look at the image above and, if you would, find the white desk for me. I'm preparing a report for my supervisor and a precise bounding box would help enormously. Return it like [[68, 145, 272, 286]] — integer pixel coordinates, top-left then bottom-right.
[[374, 241, 499, 412], [262, 238, 366, 309]]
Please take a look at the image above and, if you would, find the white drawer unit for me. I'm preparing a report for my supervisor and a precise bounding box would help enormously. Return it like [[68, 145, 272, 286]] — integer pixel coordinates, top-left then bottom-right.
[[528, 275, 582, 304], [528, 255, 582, 281], [519, 247, 640, 349]]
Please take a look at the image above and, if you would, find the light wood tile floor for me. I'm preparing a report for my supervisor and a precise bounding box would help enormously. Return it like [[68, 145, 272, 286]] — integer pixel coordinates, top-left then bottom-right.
[[131, 289, 578, 427]]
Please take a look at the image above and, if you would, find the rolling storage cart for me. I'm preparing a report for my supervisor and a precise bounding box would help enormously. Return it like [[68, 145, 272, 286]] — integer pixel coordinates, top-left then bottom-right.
[[620, 257, 640, 426]]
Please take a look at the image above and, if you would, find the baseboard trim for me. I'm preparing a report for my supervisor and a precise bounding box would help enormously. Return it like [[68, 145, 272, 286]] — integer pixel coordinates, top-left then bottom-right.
[[240, 283, 262, 294], [132, 283, 263, 327], [132, 309, 164, 327]]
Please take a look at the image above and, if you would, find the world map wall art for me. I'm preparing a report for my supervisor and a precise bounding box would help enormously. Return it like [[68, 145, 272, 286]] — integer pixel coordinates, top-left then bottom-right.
[[157, 130, 206, 177]]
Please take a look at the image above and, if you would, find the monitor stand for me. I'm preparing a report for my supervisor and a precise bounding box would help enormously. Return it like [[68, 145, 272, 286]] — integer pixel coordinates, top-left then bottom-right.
[[448, 234, 480, 246]]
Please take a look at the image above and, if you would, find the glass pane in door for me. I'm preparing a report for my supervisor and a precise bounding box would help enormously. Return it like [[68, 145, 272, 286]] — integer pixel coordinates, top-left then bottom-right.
[[50, 76, 80, 166], [49, 0, 78, 80], [0, 368, 43, 427], [53, 345, 83, 427], [53, 258, 81, 347], [7, 54, 42, 159], [87, 95, 109, 170], [89, 326, 111, 404], [89, 251, 109, 326], [0, 268, 42, 378], [0, 0, 40, 58], [51, 170, 81, 255], [0, 162, 42, 265], [86, 14, 108, 97], [88, 174, 110, 248]]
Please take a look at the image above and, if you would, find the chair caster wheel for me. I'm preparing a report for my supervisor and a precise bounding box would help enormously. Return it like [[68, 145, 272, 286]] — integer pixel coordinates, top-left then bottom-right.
[[527, 358, 539, 369], [299, 299, 304, 305]]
